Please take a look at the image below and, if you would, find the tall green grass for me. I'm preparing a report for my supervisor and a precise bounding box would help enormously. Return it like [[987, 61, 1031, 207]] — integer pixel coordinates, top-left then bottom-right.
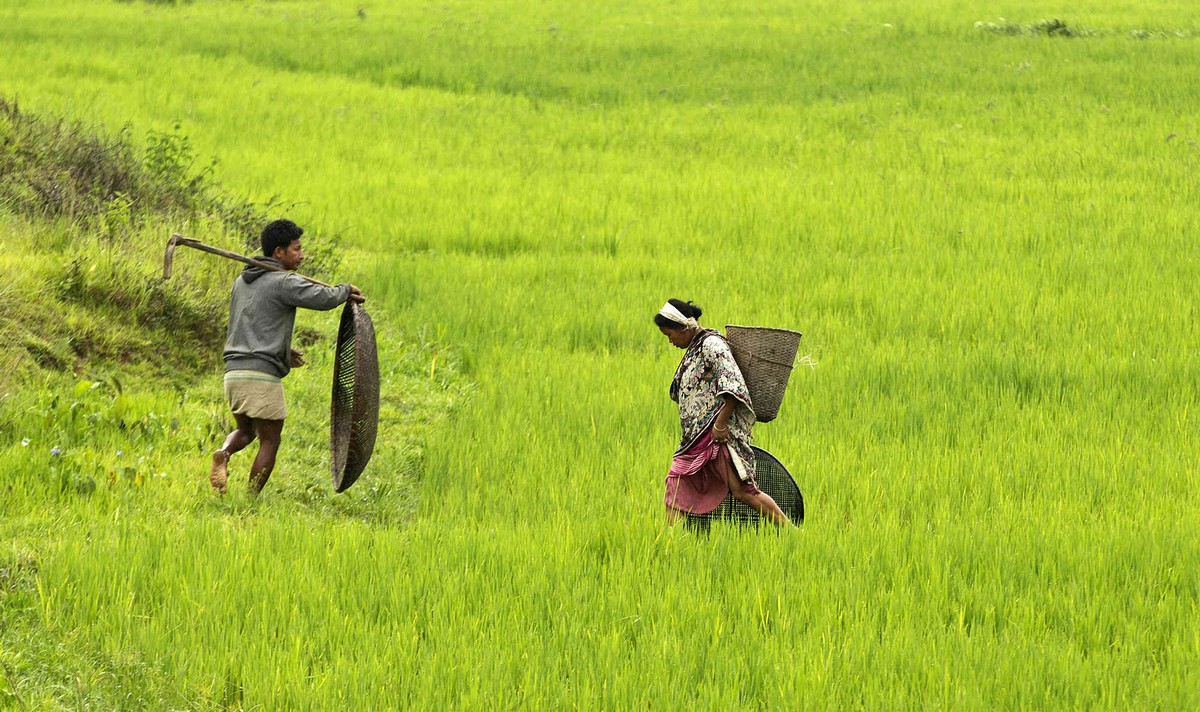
[[3, 0, 1200, 708]]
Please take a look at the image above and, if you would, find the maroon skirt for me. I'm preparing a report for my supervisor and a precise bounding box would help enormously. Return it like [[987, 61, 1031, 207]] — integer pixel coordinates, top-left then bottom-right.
[[664, 431, 760, 514]]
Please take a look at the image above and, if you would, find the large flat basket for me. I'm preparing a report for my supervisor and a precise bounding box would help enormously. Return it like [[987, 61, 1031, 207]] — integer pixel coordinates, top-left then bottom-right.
[[724, 325, 801, 423], [330, 302, 380, 492], [685, 446, 804, 530]]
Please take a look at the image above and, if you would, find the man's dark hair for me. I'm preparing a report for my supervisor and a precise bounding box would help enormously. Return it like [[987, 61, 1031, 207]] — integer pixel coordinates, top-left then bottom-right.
[[261, 219, 303, 256], [653, 298, 703, 329]]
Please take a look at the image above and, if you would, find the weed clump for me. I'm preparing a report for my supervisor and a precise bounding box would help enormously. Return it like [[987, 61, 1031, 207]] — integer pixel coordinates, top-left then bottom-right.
[[116, 0, 196, 7], [0, 97, 263, 242], [1129, 27, 1200, 40], [975, 18, 1093, 38]]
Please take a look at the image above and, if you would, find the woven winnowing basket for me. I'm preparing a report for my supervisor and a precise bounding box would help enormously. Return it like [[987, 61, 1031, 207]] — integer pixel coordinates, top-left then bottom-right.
[[724, 325, 802, 423], [684, 446, 804, 530], [330, 302, 380, 492]]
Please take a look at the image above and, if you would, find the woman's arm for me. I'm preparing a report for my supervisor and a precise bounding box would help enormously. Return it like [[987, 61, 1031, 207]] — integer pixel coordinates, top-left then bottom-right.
[[712, 395, 736, 442]]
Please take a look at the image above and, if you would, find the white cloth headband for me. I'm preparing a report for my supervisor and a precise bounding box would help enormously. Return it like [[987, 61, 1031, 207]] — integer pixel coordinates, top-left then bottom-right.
[[659, 302, 699, 330]]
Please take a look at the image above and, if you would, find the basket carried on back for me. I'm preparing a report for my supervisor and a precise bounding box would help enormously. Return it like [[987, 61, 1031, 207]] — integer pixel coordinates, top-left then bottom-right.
[[724, 325, 801, 423], [684, 446, 804, 531], [330, 302, 380, 492]]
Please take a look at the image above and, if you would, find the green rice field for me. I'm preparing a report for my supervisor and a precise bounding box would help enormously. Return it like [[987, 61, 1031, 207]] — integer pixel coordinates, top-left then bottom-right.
[[2, 0, 1199, 708]]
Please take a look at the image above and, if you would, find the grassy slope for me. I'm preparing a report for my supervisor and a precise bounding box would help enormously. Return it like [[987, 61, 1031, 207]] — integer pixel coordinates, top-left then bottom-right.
[[2, 0, 1200, 708], [0, 64, 467, 709]]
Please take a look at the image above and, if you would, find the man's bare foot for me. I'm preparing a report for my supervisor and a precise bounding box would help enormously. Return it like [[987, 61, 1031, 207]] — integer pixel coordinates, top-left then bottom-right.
[[210, 450, 229, 493]]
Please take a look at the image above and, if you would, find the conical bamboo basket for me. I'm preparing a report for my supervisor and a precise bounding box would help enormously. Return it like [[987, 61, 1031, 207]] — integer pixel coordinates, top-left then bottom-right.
[[724, 325, 801, 423]]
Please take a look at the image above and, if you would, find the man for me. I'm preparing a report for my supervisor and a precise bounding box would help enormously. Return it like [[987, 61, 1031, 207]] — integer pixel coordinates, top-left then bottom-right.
[[210, 218, 365, 494]]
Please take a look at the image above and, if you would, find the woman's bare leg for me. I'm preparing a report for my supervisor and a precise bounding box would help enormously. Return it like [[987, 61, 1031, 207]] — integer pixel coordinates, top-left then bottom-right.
[[726, 469, 790, 526]]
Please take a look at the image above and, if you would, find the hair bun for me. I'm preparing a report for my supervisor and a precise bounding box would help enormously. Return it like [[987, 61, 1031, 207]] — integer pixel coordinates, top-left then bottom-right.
[[668, 298, 702, 320]]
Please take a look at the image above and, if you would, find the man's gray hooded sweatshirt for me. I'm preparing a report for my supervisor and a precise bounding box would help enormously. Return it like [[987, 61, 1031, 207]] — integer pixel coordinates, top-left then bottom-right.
[[223, 257, 351, 378]]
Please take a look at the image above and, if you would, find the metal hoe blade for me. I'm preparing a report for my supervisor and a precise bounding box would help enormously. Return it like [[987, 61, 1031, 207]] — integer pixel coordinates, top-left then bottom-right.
[[162, 233, 181, 279]]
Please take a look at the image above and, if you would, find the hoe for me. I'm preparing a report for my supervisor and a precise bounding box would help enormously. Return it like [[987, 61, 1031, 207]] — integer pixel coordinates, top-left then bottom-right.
[[162, 233, 333, 287]]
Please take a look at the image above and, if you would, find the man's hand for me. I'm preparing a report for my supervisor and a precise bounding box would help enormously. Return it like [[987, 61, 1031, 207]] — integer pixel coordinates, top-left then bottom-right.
[[290, 349, 305, 368], [348, 285, 366, 304]]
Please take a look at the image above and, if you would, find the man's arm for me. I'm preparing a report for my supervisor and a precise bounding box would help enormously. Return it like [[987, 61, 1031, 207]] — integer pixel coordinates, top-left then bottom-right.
[[280, 276, 363, 310]]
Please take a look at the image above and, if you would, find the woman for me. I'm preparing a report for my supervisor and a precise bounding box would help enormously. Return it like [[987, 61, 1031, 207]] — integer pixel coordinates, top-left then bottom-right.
[[656, 299, 789, 526]]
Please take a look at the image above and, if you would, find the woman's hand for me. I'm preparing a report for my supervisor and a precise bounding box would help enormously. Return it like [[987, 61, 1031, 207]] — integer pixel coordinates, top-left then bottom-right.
[[290, 349, 306, 368], [712, 419, 731, 443]]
